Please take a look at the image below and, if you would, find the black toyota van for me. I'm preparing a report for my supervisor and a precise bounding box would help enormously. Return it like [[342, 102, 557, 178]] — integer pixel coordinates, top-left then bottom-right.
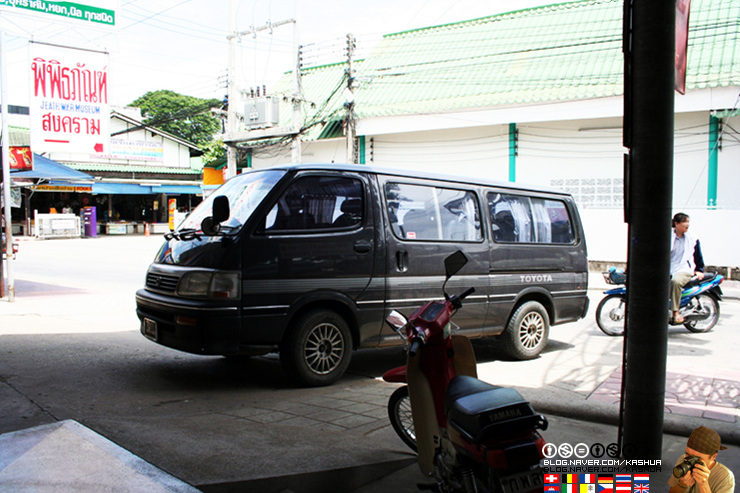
[[136, 164, 589, 386]]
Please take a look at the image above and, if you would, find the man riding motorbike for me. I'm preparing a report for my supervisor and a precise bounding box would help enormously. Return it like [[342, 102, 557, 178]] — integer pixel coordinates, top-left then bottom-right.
[[670, 212, 704, 324]]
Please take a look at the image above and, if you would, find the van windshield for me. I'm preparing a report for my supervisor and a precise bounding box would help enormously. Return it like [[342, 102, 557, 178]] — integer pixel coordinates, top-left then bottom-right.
[[178, 169, 285, 233]]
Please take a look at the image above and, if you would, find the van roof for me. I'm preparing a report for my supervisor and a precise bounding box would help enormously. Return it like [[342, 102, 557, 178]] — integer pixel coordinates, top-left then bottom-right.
[[243, 163, 572, 197]]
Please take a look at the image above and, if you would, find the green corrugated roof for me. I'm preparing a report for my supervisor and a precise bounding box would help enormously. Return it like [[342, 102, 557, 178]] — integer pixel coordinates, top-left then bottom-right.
[[357, 0, 625, 116], [8, 126, 30, 146], [65, 163, 201, 175], [271, 0, 739, 138]]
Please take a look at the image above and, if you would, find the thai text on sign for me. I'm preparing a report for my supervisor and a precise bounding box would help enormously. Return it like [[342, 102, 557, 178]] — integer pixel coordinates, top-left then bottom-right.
[[0, 0, 115, 26], [30, 42, 110, 154]]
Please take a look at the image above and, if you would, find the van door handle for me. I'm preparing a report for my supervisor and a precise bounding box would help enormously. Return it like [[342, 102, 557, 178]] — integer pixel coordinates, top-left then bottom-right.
[[354, 240, 372, 254], [396, 250, 408, 272]]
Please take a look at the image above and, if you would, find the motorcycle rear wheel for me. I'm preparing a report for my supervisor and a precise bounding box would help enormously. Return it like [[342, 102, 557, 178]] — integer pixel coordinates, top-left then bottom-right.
[[595, 294, 626, 336], [683, 294, 720, 333], [388, 385, 417, 452]]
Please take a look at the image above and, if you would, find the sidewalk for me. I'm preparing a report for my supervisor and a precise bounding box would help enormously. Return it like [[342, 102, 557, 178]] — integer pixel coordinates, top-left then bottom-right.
[[1, 242, 738, 492]]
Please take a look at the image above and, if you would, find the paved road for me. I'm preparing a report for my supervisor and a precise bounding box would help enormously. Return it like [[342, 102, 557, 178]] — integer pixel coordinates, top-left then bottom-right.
[[1, 235, 738, 492]]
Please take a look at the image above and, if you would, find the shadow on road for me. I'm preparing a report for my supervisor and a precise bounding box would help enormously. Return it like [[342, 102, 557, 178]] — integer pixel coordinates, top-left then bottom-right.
[[13, 279, 88, 296], [344, 335, 578, 381]]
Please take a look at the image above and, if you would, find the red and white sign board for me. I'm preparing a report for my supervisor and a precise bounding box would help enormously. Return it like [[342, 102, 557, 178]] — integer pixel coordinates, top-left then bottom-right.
[[30, 42, 110, 154], [9, 146, 33, 171], [675, 0, 691, 95]]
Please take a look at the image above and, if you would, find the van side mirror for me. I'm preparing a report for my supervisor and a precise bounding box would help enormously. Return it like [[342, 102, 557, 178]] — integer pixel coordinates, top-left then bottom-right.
[[213, 196, 230, 224], [201, 196, 230, 236]]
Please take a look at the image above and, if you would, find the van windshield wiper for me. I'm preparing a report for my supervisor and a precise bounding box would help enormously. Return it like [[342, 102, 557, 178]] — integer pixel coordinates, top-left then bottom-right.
[[164, 228, 202, 241], [164, 225, 240, 241]]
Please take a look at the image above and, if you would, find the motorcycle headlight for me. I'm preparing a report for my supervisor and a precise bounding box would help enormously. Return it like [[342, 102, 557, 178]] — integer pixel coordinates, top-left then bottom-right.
[[177, 271, 241, 300]]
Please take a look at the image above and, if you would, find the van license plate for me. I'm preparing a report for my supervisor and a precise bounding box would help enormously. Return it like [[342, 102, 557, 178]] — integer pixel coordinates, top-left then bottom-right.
[[143, 318, 158, 341], [499, 467, 544, 493]]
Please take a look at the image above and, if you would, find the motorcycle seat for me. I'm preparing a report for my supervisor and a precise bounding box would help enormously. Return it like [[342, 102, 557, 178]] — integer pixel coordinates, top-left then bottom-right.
[[684, 273, 716, 289], [446, 376, 547, 444]]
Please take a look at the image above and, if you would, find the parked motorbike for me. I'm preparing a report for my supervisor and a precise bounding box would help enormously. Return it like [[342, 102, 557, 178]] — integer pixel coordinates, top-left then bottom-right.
[[383, 251, 548, 493], [595, 267, 724, 336]]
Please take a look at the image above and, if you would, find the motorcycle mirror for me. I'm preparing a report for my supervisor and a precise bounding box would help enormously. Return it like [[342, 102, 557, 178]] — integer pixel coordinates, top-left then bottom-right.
[[443, 250, 468, 297], [385, 310, 408, 332], [444, 250, 468, 278]]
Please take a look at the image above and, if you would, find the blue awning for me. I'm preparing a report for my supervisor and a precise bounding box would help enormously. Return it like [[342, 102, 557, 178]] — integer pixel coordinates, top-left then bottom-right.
[[11, 154, 93, 182], [150, 185, 203, 194], [93, 183, 152, 195], [92, 183, 202, 195]]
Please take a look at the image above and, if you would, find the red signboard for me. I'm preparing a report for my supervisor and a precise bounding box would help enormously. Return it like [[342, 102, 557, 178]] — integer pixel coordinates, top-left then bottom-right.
[[675, 0, 691, 94], [9, 146, 33, 171]]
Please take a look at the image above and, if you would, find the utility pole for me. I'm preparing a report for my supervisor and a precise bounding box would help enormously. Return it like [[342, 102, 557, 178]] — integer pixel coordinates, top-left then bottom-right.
[[225, 0, 238, 179], [1, 30, 15, 302], [225, 0, 300, 167], [620, 0, 675, 459], [345, 33, 356, 164], [291, 0, 302, 164]]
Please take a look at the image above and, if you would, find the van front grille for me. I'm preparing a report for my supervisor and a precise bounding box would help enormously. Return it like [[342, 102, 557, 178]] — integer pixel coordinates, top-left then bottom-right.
[[146, 272, 180, 293]]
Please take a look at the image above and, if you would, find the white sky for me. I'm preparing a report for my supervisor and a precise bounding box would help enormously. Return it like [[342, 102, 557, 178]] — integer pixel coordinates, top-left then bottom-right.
[[0, 0, 554, 108]]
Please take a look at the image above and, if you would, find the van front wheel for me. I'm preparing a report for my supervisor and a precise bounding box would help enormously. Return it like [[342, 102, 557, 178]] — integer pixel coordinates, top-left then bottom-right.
[[280, 310, 352, 387], [502, 301, 549, 360]]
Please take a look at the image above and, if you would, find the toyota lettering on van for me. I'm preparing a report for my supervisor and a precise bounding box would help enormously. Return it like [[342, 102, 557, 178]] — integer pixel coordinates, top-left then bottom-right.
[[520, 274, 553, 283]]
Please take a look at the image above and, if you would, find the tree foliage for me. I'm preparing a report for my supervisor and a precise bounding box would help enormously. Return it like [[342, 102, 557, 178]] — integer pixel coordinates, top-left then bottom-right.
[[201, 138, 226, 165], [129, 90, 223, 148]]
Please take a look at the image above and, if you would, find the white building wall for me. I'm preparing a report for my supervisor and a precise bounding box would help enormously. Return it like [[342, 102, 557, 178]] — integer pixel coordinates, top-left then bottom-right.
[[516, 118, 625, 209], [371, 126, 510, 180], [714, 114, 740, 210], [302, 138, 347, 164], [250, 138, 347, 168], [581, 208, 739, 268]]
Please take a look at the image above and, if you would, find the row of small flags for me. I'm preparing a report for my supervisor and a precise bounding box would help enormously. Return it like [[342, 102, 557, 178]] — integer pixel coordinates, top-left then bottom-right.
[[544, 474, 649, 493]]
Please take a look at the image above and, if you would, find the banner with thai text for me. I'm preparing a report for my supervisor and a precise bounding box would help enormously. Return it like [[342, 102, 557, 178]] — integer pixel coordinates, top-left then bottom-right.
[[30, 42, 110, 154], [93, 138, 164, 162]]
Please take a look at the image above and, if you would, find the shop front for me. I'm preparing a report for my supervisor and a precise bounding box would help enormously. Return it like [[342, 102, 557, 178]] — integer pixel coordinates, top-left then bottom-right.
[[14, 183, 202, 237]]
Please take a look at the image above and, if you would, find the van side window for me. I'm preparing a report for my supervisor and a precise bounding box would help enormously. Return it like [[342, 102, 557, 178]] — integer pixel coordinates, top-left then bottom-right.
[[488, 193, 574, 244], [264, 176, 364, 232], [385, 183, 482, 242]]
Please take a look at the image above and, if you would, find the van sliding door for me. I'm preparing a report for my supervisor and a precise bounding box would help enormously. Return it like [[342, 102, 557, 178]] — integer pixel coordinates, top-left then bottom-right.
[[380, 178, 490, 346], [486, 191, 587, 331]]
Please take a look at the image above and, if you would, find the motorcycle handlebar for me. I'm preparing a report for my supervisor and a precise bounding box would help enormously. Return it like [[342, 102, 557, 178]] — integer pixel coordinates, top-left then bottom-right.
[[409, 338, 423, 357], [450, 286, 475, 309], [458, 287, 475, 300]]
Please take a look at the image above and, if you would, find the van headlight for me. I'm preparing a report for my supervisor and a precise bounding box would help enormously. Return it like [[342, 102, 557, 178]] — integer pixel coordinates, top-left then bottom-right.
[[177, 271, 241, 300]]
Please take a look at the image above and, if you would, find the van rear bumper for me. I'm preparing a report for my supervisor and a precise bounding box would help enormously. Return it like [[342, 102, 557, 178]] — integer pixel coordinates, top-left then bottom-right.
[[136, 289, 241, 355]]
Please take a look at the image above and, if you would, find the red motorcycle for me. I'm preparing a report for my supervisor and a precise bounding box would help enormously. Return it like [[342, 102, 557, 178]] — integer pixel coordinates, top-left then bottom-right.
[[383, 251, 548, 493]]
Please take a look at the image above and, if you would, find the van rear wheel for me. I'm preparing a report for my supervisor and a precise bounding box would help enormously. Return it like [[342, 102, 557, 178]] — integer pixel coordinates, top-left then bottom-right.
[[502, 301, 549, 360], [280, 309, 352, 387]]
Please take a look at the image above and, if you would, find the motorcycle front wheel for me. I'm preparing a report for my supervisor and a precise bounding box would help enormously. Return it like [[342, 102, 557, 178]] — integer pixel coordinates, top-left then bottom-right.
[[388, 385, 417, 452], [595, 294, 626, 336], [683, 294, 720, 333]]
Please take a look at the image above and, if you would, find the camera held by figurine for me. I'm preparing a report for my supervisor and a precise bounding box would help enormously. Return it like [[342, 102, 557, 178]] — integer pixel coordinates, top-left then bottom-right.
[[674, 456, 704, 477]]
